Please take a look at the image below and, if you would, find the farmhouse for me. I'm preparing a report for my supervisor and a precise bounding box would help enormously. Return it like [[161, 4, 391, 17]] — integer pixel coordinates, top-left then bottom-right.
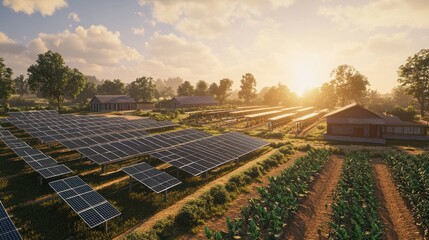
[[324, 103, 429, 144], [90, 95, 137, 111], [168, 96, 218, 109]]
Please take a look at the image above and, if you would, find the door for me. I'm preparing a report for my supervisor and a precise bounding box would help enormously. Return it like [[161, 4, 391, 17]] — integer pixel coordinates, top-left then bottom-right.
[[369, 125, 377, 138]]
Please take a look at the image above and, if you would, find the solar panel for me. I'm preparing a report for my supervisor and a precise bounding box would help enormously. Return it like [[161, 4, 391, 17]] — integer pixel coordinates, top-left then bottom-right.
[[79, 129, 212, 165], [122, 162, 181, 193], [0, 129, 72, 179], [0, 201, 22, 240], [151, 132, 269, 176], [49, 176, 120, 228]]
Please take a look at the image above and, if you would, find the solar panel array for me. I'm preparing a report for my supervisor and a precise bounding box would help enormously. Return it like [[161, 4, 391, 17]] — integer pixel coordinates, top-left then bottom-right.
[[61, 129, 149, 149], [151, 132, 269, 176], [77, 129, 212, 165], [49, 176, 120, 228], [0, 201, 22, 240], [6, 111, 178, 143], [0, 129, 72, 179], [122, 162, 181, 193]]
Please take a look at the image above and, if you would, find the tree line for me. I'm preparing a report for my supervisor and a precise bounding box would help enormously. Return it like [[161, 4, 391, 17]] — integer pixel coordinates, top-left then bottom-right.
[[1, 49, 429, 115]]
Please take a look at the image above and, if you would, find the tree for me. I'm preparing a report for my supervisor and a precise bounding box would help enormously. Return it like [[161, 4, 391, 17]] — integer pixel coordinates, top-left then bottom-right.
[[262, 83, 291, 105], [398, 49, 429, 117], [330, 64, 369, 106], [97, 79, 125, 95], [75, 82, 97, 105], [0, 58, 14, 108], [216, 78, 233, 104], [13, 74, 28, 96], [194, 80, 209, 96], [319, 82, 337, 109], [208, 82, 218, 97], [177, 81, 194, 96], [238, 73, 257, 104], [27, 51, 85, 110], [127, 76, 157, 102], [391, 85, 412, 108]]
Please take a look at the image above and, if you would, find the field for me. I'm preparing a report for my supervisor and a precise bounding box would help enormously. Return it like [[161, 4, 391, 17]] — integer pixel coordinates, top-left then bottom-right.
[[1, 108, 428, 240]]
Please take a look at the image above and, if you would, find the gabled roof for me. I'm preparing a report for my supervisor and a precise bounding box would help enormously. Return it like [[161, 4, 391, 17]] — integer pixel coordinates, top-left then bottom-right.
[[90, 95, 135, 104], [324, 103, 382, 119], [172, 96, 218, 105]]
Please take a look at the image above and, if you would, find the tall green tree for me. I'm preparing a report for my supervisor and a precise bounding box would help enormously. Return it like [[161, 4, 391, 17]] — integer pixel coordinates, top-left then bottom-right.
[[27, 51, 86, 110], [398, 49, 429, 117], [194, 80, 208, 96], [177, 81, 194, 96], [13, 74, 29, 96], [262, 83, 291, 106], [216, 78, 233, 104], [97, 79, 125, 95], [75, 82, 97, 105], [208, 82, 218, 97], [391, 85, 412, 108], [127, 76, 157, 102], [0, 58, 14, 108], [238, 73, 257, 104], [319, 82, 337, 109], [330, 64, 369, 106]]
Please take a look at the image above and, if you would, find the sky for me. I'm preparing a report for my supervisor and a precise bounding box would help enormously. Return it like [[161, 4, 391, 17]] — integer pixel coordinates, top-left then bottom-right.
[[0, 0, 428, 95]]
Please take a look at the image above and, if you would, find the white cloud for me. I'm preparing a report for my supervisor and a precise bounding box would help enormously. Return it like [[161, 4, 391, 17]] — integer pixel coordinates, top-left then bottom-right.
[[319, 0, 429, 30], [139, 0, 295, 39], [2, 0, 68, 16], [0, 32, 26, 54], [131, 27, 145, 36], [68, 12, 80, 22], [146, 32, 221, 75]]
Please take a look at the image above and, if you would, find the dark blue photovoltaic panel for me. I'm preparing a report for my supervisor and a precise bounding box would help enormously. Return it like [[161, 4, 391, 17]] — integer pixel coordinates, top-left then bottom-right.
[[0, 201, 22, 240], [122, 162, 181, 193], [79, 129, 211, 165], [151, 132, 269, 176], [49, 176, 120, 228]]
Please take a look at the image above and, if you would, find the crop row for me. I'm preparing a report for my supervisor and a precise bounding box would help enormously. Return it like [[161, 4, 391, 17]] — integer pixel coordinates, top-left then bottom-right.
[[328, 152, 382, 239], [206, 148, 331, 240], [384, 152, 429, 237]]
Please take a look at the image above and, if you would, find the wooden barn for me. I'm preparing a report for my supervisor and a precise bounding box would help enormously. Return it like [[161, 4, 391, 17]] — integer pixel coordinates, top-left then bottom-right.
[[168, 96, 218, 109], [324, 103, 429, 144], [325, 104, 387, 144], [90, 95, 137, 112]]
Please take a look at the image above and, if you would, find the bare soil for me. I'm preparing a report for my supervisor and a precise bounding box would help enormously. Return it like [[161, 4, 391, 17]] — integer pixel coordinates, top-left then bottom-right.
[[372, 159, 423, 240], [282, 155, 343, 240]]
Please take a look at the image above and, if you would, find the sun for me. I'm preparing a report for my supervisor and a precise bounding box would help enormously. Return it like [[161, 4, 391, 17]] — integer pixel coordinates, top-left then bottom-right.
[[288, 54, 322, 96]]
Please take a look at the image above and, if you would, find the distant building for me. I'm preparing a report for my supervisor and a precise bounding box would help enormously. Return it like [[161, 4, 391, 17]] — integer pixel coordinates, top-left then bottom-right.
[[324, 103, 428, 144], [90, 95, 136, 111], [168, 96, 218, 109]]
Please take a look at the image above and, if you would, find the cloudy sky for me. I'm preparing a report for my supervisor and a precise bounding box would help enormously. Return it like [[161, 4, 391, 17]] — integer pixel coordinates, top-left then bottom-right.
[[1, 0, 428, 95]]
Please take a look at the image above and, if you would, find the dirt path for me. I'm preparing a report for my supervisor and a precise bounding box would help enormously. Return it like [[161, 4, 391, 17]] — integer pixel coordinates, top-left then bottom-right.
[[116, 149, 280, 239], [372, 159, 423, 240], [282, 155, 343, 240], [181, 151, 307, 240]]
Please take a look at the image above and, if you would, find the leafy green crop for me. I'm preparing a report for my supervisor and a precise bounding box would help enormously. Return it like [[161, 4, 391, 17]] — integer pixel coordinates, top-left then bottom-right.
[[328, 152, 382, 239], [384, 152, 429, 238], [206, 148, 331, 239]]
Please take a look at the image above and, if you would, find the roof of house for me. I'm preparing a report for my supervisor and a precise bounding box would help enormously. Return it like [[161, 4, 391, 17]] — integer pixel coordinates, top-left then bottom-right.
[[171, 96, 218, 105], [324, 103, 381, 119], [90, 95, 135, 104]]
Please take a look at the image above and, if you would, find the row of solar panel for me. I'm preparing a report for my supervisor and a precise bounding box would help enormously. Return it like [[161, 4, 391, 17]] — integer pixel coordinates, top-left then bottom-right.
[[49, 176, 120, 228], [0, 130, 72, 179], [7, 114, 177, 143], [0, 201, 22, 240], [151, 132, 269, 176], [77, 129, 212, 165]]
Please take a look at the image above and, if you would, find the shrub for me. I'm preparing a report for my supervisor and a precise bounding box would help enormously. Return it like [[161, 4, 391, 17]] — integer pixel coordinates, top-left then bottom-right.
[[244, 165, 264, 179], [278, 145, 294, 155], [9, 96, 36, 107], [209, 185, 230, 205], [175, 203, 204, 229]]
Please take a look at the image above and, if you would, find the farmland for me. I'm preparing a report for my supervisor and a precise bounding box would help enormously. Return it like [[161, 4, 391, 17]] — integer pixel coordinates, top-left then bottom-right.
[[0, 107, 428, 240]]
